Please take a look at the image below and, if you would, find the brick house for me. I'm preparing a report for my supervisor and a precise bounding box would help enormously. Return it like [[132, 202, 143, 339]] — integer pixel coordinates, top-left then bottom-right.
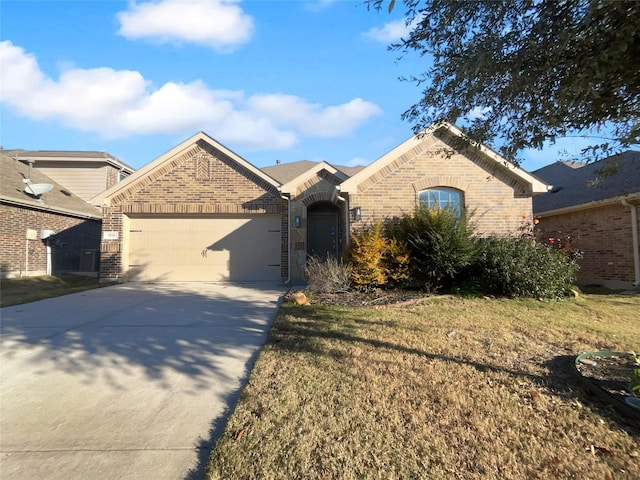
[[95, 122, 549, 284], [533, 151, 640, 288], [0, 152, 102, 278]]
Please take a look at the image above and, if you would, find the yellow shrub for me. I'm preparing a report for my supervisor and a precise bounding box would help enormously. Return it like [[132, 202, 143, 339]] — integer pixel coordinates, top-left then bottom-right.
[[348, 221, 387, 289]]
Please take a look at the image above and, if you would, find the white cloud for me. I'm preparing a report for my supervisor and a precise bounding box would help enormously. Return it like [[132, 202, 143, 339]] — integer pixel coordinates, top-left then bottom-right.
[[345, 157, 370, 167], [364, 19, 411, 43], [304, 0, 339, 12], [521, 136, 599, 172], [247, 94, 382, 137], [0, 41, 381, 151], [117, 0, 254, 51]]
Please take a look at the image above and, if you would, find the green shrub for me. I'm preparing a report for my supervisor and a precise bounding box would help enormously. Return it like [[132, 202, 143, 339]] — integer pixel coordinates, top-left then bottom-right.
[[304, 256, 352, 293], [390, 206, 476, 292], [470, 236, 580, 299], [348, 221, 388, 290]]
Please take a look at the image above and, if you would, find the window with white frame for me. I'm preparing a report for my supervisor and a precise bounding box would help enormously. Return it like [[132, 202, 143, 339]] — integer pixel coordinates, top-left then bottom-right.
[[419, 187, 463, 214]]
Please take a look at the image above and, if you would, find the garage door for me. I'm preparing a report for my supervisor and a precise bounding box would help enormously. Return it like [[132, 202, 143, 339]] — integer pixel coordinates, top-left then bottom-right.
[[127, 215, 282, 282]]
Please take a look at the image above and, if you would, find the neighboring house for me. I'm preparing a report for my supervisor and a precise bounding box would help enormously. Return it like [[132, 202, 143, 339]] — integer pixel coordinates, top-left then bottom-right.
[[9, 150, 135, 204], [95, 122, 549, 284], [0, 152, 102, 278], [533, 151, 640, 288]]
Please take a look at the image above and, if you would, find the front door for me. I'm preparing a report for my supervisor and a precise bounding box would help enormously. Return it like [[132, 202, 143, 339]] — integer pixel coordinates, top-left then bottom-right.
[[307, 204, 339, 259]]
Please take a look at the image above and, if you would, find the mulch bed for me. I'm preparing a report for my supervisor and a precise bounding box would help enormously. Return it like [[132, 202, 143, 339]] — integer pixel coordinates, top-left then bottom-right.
[[292, 289, 431, 308], [575, 351, 640, 420], [576, 352, 637, 397]]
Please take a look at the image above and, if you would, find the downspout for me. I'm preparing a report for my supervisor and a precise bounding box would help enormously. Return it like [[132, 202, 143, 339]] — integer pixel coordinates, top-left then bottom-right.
[[25, 238, 29, 277], [335, 186, 349, 250], [280, 190, 291, 285], [621, 198, 640, 286], [45, 240, 52, 276]]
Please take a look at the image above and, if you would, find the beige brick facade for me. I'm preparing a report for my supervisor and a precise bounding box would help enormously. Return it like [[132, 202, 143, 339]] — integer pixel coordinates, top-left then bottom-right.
[[100, 139, 286, 281], [345, 138, 534, 237], [97, 125, 546, 283]]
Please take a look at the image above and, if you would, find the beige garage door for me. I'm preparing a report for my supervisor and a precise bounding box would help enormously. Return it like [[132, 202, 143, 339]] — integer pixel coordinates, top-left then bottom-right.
[[128, 215, 282, 282]]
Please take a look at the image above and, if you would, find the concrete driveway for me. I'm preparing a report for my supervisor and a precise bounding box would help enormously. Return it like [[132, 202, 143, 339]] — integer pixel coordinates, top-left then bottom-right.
[[0, 282, 286, 480]]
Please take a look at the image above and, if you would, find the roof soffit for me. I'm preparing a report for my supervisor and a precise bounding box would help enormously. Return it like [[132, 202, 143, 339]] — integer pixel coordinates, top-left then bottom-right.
[[340, 122, 549, 195]]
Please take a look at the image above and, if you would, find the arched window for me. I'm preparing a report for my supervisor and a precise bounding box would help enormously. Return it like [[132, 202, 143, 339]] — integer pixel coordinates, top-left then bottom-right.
[[419, 187, 463, 214]]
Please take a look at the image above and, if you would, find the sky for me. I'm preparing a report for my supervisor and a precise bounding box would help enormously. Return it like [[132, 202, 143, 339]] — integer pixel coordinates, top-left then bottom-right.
[[0, 0, 591, 173]]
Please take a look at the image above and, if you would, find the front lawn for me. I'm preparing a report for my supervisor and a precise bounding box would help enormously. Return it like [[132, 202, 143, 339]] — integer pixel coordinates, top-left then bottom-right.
[[0, 275, 109, 307], [206, 294, 640, 480]]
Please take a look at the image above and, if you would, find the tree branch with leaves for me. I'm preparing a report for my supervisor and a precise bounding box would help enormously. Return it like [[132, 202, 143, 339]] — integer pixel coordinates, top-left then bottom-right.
[[369, 0, 640, 162]]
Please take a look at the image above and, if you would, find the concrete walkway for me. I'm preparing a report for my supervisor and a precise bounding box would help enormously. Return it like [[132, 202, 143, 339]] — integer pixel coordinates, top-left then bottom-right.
[[0, 282, 286, 480]]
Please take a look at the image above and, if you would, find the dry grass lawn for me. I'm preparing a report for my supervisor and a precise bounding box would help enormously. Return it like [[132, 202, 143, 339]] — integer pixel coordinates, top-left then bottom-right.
[[206, 293, 640, 480], [0, 275, 107, 307]]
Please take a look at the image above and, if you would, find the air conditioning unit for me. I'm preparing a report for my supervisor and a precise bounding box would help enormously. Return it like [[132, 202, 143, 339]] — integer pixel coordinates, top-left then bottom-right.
[[80, 249, 99, 272]]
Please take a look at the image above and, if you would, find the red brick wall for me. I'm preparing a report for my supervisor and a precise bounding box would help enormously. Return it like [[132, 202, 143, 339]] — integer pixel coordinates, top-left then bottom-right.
[[348, 139, 533, 236], [100, 141, 287, 281], [537, 203, 638, 285], [1, 203, 101, 277]]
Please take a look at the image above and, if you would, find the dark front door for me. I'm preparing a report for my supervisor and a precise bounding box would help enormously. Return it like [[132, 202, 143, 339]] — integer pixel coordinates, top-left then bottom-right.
[[307, 204, 339, 259]]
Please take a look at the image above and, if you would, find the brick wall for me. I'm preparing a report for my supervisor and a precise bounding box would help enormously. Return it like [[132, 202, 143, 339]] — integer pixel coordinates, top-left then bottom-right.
[[106, 165, 119, 190], [0, 203, 101, 277], [348, 139, 533, 236], [100, 141, 287, 281], [537, 203, 638, 285], [288, 174, 344, 280]]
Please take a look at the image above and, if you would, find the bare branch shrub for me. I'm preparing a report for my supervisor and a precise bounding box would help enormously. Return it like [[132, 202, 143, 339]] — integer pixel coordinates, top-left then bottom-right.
[[304, 256, 353, 293]]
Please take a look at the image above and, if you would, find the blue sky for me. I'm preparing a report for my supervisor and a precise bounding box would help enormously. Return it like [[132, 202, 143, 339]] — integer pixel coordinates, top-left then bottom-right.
[[1, 0, 587, 173]]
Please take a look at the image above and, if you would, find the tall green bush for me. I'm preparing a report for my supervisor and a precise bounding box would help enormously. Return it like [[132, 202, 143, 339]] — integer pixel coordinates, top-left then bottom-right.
[[390, 206, 476, 292], [471, 236, 580, 299]]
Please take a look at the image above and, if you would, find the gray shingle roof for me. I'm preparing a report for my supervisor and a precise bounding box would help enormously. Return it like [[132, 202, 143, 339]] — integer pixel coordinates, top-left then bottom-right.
[[261, 160, 366, 184], [533, 150, 640, 213], [0, 152, 102, 219]]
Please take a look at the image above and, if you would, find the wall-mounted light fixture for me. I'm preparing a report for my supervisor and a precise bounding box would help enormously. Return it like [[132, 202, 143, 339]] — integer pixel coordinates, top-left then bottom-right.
[[350, 206, 362, 221], [294, 215, 301, 228]]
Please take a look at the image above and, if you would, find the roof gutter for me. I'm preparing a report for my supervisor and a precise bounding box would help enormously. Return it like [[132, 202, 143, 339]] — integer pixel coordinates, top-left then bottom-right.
[[621, 198, 640, 286], [0, 196, 102, 220], [535, 192, 640, 218]]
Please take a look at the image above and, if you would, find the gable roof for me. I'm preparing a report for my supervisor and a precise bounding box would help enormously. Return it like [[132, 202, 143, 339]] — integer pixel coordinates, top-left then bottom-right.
[[261, 160, 365, 184], [0, 152, 101, 219], [94, 131, 281, 206], [278, 161, 346, 195], [340, 122, 550, 195], [533, 150, 640, 214], [8, 149, 135, 174]]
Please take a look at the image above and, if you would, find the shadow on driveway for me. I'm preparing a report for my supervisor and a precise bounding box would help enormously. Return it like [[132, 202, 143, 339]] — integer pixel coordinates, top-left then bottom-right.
[[0, 282, 286, 480]]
